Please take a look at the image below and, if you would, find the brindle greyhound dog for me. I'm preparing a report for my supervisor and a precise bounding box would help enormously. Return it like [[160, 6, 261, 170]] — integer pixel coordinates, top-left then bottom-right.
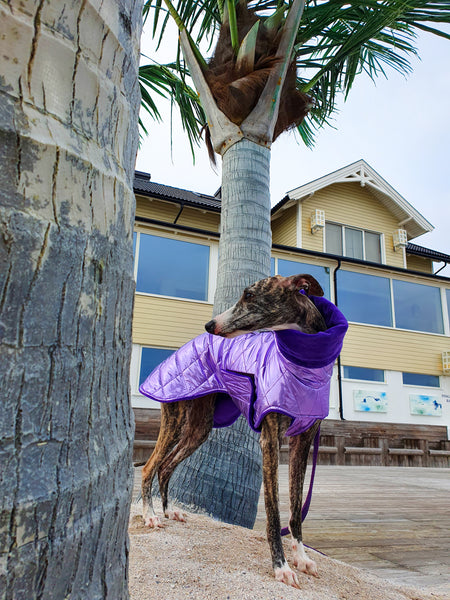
[[141, 274, 327, 588]]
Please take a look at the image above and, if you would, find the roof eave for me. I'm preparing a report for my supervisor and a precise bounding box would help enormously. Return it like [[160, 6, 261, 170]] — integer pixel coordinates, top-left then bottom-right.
[[280, 159, 433, 240]]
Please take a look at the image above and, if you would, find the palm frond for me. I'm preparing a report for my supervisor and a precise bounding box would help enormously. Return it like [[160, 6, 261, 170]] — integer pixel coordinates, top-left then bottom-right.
[[141, 0, 450, 150], [139, 61, 207, 157]]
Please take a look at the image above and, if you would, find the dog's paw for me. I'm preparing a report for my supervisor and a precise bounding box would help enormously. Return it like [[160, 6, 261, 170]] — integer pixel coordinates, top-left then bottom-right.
[[274, 563, 301, 589], [144, 514, 163, 528], [164, 508, 186, 522], [292, 541, 318, 577]]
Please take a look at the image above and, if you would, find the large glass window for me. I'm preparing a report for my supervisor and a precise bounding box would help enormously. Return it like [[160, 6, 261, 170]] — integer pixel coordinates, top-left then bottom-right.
[[326, 223, 382, 263], [393, 280, 443, 334], [337, 270, 392, 327], [343, 366, 385, 382], [446, 289, 450, 327], [325, 223, 343, 255], [402, 372, 440, 388], [365, 232, 382, 262], [136, 233, 210, 301], [345, 228, 363, 260], [139, 347, 175, 386], [278, 259, 331, 299]]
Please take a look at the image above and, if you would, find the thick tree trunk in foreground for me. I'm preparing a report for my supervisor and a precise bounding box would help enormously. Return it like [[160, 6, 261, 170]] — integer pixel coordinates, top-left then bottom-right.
[[168, 139, 271, 528], [0, 2, 142, 598]]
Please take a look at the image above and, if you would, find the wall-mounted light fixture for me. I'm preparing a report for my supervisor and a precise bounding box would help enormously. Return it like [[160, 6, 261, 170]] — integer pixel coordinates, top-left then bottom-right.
[[442, 351, 450, 374], [311, 209, 325, 234], [393, 228, 408, 250]]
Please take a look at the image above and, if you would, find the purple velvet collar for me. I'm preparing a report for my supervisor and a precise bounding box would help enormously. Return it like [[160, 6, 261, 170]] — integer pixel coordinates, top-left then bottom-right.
[[274, 295, 348, 368]]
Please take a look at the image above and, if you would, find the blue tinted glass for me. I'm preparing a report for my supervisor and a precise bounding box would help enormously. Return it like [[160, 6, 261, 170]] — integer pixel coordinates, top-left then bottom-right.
[[343, 366, 385, 382], [277, 259, 330, 299], [337, 270, 392, 326], [133, 231, 137, 257], [402, 372, 440, 388], [136, 234, 210, 300], [393, 280, 443, 334], [139, 347, 175, 385], [446, 289, 450, 329], [270, 257, 275, 276]]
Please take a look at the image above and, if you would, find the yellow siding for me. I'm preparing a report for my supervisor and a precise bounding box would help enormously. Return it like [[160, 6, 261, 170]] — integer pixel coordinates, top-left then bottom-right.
[[406, 254, 434, 274], [133, 295, 213, 347], [177, 207, 220, 232], [135, 194, 220, 232], [342, 324, 448, 375], [136, 195, 178, 221], [271, 205, 297, 246], [301, 183, 405, 268]]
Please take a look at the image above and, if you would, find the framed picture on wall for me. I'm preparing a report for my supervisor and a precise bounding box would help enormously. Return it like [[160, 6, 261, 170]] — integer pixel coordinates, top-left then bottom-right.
[[353, 390, 388, 413], [409, 395, 442, 417]]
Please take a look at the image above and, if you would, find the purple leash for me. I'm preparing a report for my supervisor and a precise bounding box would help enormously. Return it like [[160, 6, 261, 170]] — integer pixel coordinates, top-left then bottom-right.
[[280, 425, 321, 537]]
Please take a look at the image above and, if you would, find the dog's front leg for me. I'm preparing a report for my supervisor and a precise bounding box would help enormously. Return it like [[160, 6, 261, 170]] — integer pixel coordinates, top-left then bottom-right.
[[288, 422, 321, 577], [260, 415, 300, 589]]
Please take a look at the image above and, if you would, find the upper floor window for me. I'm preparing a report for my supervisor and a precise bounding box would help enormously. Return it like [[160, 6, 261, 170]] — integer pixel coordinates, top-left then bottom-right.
[[326, 223, 382, 263], [337, 270, 392, 327], [446, 289, 450, 326], [393, 280, 444, 334], [135, 232, 210, 301], [337, 270, 445, 334]]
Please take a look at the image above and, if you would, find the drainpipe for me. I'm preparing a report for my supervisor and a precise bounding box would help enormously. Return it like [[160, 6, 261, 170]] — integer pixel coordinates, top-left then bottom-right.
[[435, 262, 448, 275], [333, 259, 345, 421], [173, 202, 185, 224]]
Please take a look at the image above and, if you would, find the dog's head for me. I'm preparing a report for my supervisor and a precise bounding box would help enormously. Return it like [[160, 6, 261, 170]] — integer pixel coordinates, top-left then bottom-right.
[[205, 274, 326, 337]]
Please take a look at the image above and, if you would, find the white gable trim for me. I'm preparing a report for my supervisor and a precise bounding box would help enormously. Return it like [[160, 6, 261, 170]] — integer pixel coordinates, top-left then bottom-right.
[[286, 159, 433, 240]]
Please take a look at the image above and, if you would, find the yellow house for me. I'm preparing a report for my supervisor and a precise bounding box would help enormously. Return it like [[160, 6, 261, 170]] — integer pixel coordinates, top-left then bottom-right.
[[131, 159, 450, 459]]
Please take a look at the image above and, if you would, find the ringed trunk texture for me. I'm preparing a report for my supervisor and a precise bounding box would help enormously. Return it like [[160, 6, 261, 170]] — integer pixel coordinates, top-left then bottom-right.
[[0, 2, 142, 599], [168, 139, 272, 527]]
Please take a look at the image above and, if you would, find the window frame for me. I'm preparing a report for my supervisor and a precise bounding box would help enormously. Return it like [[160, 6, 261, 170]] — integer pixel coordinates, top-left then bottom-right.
[[325, 221, 384, 264], [342, 365, 386, 384], [138, 345, 177, 390], [133, 228, 218, 304], [402, 372, 441, 389], [337, 269, 448, 336]]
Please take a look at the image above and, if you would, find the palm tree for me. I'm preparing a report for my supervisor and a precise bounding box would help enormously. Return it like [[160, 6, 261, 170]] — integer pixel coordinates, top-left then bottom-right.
[[140, 0, 450, 527], [0, 1, 142, 597]]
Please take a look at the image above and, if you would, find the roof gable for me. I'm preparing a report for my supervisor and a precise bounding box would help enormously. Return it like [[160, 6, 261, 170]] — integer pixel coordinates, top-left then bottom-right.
[[277, 159, 433, 240]]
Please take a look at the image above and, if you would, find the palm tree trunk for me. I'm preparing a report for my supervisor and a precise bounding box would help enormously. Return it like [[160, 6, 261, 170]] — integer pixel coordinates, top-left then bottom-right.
[[0, 1, 142, 598], [214, 139, 272, 311], [168, 138, 271, 527]]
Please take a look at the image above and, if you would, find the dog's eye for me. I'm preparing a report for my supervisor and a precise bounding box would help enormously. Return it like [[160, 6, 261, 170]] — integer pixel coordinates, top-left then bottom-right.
[[244, 291, 255, 301]]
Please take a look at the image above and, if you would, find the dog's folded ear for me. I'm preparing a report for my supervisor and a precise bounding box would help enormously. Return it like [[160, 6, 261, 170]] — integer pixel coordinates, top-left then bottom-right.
[[286, 274, 324, 297]]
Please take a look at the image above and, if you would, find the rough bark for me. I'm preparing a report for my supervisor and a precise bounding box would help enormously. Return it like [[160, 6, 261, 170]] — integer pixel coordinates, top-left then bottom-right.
[[0, 1, 142, 598], [167, 139, 271, 528]]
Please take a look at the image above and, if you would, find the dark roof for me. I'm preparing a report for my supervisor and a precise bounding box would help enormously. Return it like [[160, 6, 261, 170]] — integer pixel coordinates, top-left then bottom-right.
[[133, 171, 221, 212], [406, 243, 450, 263], [133, 171, 449, 265]]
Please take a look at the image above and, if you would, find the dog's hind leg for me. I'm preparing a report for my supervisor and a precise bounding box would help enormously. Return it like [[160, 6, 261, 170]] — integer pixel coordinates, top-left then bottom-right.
[[288, 420, 321, 577], [158, 394, 216, 522], [141, 402, 184, 528], [260, 414, 300, 589]]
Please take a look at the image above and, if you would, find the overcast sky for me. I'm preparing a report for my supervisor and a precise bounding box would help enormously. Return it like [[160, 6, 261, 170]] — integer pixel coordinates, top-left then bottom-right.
[[136, 21, 450, 277]]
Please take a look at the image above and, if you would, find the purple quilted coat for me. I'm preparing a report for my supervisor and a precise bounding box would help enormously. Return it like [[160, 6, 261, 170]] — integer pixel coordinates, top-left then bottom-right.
[[139, 296, 348, 436]]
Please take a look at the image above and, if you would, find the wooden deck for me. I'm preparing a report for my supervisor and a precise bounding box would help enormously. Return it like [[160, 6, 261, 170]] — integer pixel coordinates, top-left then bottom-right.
[[256, 465, 450, 594], [133, 465, 450, 595]]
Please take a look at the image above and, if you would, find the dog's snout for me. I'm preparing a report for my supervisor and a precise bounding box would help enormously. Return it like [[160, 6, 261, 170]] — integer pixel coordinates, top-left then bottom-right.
[[205, 319, 216, 334]]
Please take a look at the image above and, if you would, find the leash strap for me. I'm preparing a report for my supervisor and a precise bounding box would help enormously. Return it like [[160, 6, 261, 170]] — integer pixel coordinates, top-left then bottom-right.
[[280, 425, 321, 537]]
